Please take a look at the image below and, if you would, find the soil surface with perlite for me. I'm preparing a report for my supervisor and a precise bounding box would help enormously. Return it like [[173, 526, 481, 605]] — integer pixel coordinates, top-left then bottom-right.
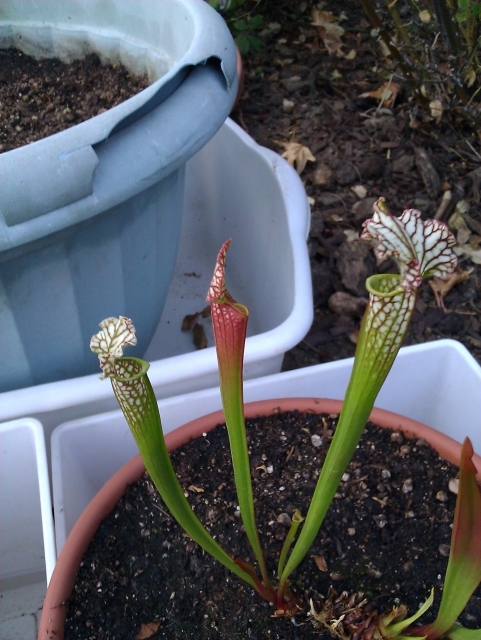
[[0, 49, 148, 153], [65, 412, 481, 640]]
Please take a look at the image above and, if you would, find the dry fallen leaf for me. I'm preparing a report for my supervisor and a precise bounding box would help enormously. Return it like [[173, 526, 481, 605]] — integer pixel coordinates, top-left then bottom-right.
[[430, 99, 443, 123], [419, 9, 432, 23], [449, 207, 481, 265], [182, 312, 200, 331], [136, 622, 161, 639], [280, 141, 316, 174], [454, 238, 481, 265], [429, 267, 471, 310], [200, 305, 211, 319], [188, 485, 205, 493], [311, 8, 345, 54], [360, 81, 400, 108], [351, 184, 367, 199], [193, 323, 208, 349]]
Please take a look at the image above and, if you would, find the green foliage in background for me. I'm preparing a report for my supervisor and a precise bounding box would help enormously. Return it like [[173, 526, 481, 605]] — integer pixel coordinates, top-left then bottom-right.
[[207, 0, 264, 56]]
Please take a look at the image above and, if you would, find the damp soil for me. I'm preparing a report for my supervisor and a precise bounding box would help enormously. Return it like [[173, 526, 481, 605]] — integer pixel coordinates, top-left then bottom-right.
[[0, 49, 149, 153], [65, 411, 481, 640]]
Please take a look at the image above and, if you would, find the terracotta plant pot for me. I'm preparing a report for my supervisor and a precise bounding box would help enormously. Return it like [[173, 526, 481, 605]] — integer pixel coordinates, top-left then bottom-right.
[[39, 398, 481, 639]]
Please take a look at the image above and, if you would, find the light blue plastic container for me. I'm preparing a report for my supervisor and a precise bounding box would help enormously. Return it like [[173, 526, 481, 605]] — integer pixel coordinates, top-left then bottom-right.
[[0, 0, 238, 392]]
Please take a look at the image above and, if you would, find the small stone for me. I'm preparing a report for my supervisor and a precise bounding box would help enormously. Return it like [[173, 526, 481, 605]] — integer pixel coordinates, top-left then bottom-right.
[[402, 479, 413, 494], [352, 196, 377, 221], [206, 508, 219, 521], [347, 527, 356, 536], [405, 510, 415, 518], [351, 184, 367, 199], [311, 434, 323, 447], [399, 445, 411, 457], [438, 543, 450, 557], [319, 193, 340, 206], [390, 432, 403, 444], [334, 162, 357, 186], [381, 469, 391, 479], [335, 239, 375, 297], [341, 473, 350, 482], [373, 514, 387, 528], [266, 465, 274, 474], [403, 561, 414, 573], [281, 76, 305, 93], [277, 513, 292, 528], [392, 154, 415, 173], [330, 572, 342, 581], [314, 555, 328, 572], [448, 478, 459, 494], [436, 491, 448, 502]]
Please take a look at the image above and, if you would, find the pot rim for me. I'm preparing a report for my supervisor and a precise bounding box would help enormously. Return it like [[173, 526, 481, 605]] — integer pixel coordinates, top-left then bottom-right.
[[39, 397, 481, 638]]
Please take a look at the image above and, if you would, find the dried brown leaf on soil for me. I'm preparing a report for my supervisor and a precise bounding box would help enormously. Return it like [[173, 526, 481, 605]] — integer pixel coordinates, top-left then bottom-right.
[[136, 622, 161, 639], [279, 141, 316, 174], [430, 99, 443, 123], [429, 268, 471, 310], [455, 237, 481, 265], [449, 206, 481, 265], [311, 8, 345, 55], [360, 80, 400, 108]]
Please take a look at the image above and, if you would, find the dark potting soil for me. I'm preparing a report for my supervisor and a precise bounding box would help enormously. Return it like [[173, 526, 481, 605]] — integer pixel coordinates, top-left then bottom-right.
[[65, 411, 481, 639], [0, 49, 149, 153]]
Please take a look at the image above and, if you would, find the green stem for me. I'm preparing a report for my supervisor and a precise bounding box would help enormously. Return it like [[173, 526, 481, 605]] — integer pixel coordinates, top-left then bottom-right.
[[278, 275, 417, 593], [219, 365, 273, 591], [109, 357, 262, 596], [277, 510, 304, 579], [385, 0, 413, 50]]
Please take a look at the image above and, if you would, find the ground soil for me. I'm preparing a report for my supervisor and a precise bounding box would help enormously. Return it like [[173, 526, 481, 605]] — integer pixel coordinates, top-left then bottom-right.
[[0, 49, 148, 153], [65, 412, 481, 640], [228, 0, 481, 371]]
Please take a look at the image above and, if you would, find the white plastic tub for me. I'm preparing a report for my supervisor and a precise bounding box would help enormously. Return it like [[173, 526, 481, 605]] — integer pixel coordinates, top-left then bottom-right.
[[0, 418, 55, 640], [52, 339, 481, 554], [0, 118, 313, 448]]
